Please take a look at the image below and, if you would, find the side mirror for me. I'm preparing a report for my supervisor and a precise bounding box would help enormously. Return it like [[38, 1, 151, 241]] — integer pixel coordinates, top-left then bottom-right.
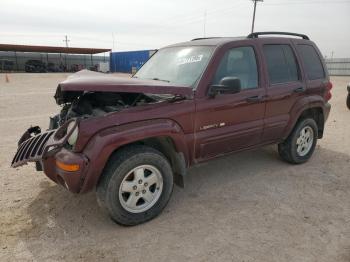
[[209, 77, 241, 97]]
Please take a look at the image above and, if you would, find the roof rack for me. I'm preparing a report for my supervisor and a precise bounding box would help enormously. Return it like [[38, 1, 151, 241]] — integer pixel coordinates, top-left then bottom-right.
[[191, 37, 222, 41], [247, 32, 310, 40]]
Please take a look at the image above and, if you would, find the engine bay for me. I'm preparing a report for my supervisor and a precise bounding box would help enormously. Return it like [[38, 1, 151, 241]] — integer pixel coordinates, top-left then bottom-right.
[[50, 92, 162, 129]]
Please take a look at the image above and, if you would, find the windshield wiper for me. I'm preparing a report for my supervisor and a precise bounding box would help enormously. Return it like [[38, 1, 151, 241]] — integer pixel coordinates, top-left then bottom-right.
[[151, 78, 170, 83]]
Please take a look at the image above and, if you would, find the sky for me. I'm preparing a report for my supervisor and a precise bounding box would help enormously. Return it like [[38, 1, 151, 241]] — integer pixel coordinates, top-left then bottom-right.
[[1, 0, 349, 57]]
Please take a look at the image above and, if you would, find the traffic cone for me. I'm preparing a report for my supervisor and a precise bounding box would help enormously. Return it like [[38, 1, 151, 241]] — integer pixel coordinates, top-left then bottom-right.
[[5, 74, 9, 83]]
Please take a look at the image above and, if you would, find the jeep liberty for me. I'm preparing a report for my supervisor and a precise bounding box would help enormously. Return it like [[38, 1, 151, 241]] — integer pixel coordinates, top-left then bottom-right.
[[11, 32, 332, 225]]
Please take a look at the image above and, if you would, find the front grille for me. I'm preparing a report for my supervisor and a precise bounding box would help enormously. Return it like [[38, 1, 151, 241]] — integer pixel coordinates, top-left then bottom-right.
[[11, 130, 55, 168]]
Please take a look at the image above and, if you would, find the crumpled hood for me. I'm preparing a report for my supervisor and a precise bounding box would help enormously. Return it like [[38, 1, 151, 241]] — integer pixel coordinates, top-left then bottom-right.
[[55, 70, 193, 104]]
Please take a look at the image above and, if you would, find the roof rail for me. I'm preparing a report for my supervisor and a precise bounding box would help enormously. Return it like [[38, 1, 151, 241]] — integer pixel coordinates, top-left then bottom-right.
[[191, 37, 222, 41], [247, 32, 310, 40]]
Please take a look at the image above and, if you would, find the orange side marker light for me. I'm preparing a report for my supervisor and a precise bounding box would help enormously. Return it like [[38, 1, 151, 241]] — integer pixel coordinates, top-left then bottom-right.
[[56, 160, 80, 172]]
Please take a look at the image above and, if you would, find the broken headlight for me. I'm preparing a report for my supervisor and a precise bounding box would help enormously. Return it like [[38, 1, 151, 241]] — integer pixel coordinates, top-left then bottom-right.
[[67, 120, 79, 146]]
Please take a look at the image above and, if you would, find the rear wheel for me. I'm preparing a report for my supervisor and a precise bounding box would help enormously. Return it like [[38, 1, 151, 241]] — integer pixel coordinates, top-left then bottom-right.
[[278, 118, 318, 164], [347, 93, 350, 109], [96, 145, 173, 226]]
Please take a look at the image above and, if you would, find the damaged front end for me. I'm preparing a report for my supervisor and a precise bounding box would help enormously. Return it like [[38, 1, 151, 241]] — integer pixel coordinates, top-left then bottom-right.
[[51, 89, 159, 128], [11, 119, 79, 170], [11, 70, 192, 192], [11, 127, 55, 170], [11, 118, 88, 192]]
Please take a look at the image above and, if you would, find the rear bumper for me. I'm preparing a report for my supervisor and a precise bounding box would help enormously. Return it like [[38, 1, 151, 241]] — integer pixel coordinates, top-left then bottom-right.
[[324, 102, 331, 122]]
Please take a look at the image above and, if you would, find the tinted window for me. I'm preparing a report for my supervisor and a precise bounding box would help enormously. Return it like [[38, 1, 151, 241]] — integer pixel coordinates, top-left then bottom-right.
[[263, 45, 299, 84], [213, 46, 258, 90], [297, 44, 325, 80]]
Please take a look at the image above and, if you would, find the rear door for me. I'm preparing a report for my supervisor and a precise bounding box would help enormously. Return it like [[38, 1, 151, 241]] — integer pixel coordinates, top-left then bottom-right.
[[194, 43, 266, 161], [258, 39, 306, 142]]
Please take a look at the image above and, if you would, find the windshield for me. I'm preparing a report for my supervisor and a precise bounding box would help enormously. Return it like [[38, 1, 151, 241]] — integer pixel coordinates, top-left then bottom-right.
[[134, 46, 214, 87]]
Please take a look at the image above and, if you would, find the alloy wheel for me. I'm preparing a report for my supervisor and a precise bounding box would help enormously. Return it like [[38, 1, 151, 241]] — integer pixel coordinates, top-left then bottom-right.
[[296, 126, 314, 157], [118, 165, 163, 213]]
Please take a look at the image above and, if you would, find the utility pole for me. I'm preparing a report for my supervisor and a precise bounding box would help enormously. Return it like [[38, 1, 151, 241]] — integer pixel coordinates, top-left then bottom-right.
[[251, 0, 263, 33], [112, 33, 116, 51], [63, 35, 70, 48], [203, 10, 207, 37], [63, 35, 70, 72]]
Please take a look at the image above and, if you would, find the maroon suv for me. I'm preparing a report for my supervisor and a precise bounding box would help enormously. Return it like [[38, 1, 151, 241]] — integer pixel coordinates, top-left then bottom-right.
[[12, 32, 332, 225]]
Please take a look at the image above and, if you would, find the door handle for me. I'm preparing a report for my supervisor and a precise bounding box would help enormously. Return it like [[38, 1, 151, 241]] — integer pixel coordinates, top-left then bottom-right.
[[246, 95, 262, 103], [293, 87, 306, 93]]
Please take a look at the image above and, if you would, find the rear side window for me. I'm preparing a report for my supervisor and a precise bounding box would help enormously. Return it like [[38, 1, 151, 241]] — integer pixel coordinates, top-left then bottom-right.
[[297, 44, 325, 80], [263, 44, 300, 84]]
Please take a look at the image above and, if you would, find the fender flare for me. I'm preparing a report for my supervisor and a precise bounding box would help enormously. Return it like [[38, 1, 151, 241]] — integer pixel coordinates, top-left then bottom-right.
[[79, 118, 189, 193], [282, 96, 326, 139]]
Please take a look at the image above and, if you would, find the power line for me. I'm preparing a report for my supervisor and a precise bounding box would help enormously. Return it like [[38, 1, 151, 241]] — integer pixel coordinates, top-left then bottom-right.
[[155, 0, 246, 28], [265, 0, 350, 5], [158, 0, 246, 25], [146, 1, 246, 36]]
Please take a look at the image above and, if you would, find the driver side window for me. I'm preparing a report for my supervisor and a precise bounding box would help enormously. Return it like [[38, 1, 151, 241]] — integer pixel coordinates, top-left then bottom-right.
[[213, 46, 258, 90]]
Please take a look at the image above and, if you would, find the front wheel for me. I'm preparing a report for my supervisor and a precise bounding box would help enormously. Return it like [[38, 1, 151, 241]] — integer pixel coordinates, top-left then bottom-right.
[[347, 93, 350, 110], [96, 145, 173, 226], [278, 118, 318, 164]]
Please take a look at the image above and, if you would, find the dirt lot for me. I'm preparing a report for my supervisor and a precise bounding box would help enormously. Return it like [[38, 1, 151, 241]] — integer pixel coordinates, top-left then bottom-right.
[[0, 73, 349, 262]]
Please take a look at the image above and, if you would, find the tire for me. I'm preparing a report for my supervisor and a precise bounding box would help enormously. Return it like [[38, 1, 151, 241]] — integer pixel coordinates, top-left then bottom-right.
[[278, 118, 318, 164], [347, 93, 350, 110], [96, 145, 174, 226]]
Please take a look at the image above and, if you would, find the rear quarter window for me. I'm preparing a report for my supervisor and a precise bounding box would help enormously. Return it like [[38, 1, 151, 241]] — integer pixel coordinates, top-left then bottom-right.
[[297, 44, 325, 80]]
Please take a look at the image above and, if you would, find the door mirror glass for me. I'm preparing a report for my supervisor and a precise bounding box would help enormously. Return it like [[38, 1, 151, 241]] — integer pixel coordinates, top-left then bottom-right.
[[210, 77, 241, 97]]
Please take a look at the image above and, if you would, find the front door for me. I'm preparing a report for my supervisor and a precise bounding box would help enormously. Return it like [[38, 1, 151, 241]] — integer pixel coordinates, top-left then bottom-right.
[[194, 45, 266, 161]]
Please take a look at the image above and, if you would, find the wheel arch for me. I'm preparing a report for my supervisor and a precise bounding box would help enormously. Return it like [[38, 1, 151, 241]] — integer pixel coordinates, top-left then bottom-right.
[[283, 95, 327, 140], [283, 106, 325, 140], [297, 107, 324, 138], [80, 119, 189, 193], [107, 136, 187, 187]]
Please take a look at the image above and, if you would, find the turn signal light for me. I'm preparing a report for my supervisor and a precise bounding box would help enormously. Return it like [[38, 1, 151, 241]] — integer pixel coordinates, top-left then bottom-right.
[[56, 160, 80, 172]]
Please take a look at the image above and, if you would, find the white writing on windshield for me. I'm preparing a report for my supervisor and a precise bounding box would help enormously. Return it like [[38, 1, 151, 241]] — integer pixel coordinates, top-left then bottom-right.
[[177, 55, 204, 65]]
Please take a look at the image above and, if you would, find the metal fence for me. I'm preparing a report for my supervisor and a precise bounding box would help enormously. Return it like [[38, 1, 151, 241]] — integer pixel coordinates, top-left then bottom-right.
[[1, 50, 349, 76], [325, 58, 350, 76], [0, 51, 109, 72]]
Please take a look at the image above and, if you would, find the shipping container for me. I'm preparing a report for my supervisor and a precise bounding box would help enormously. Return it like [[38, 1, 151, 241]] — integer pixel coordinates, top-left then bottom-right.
[[110, 50, 156, 73]]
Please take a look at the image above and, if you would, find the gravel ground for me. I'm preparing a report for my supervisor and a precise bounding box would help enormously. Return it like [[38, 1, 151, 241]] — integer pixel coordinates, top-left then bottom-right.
[[0, 73, 349, 262]]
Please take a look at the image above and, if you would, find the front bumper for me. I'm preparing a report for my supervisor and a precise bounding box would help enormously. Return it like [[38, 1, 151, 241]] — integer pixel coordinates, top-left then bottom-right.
[[11, 126, 89, 193], [11, 129, 56, 168], [42, 148, 89, 193]]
